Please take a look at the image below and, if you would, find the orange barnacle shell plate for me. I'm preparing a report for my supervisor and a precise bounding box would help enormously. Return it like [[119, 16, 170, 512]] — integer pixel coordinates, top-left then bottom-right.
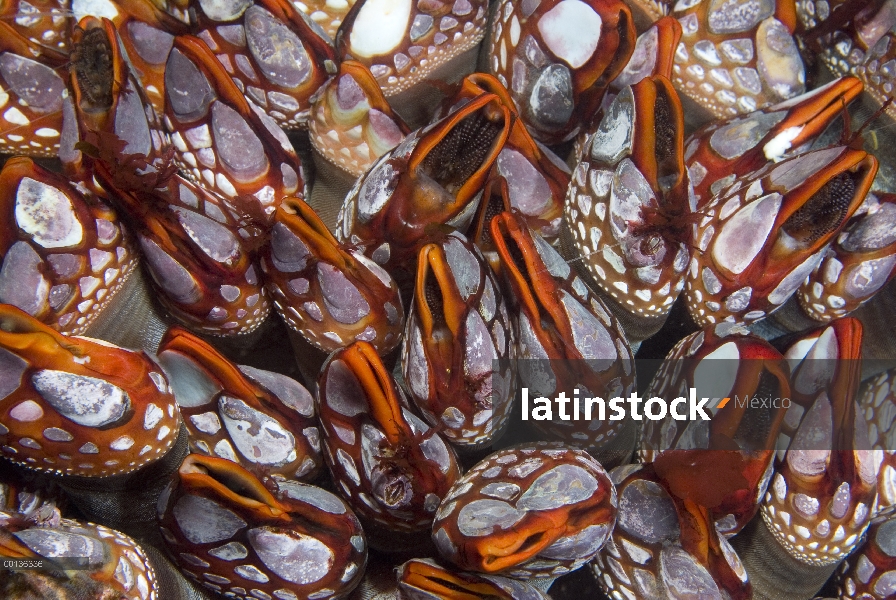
[[317, 341, 461, 533], [0, 304, 181, 477], [0, 157, 138, 336], [157, 325, 323, 482], [432, 442, 616, 577], [157, 453, 367, 598]]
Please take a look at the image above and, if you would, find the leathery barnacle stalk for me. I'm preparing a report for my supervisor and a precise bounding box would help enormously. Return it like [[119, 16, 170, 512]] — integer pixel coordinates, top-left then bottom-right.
[[401, 231, 516, 448], [317, 341, 461, 541], [492, 211, 636, 463], [0, 304, 181, 478], [260, 196, 405, 355], [157, 325, 323, 484], [563, 75, 692, 343], [156, 453, 367, 599], [431, 442, 617, 578], [337, 92, 511, 276], [640, 322, 790, 537]]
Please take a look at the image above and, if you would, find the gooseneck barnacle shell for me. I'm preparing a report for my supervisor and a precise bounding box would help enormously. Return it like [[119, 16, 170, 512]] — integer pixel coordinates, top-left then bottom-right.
[[0, 304, 180, 478]]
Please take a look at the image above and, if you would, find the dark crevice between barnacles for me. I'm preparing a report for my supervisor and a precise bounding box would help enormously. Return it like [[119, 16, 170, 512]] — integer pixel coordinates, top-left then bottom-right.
[[72, 27, 114, 113], [782, 171, 856, 246], [420, 111, 502, 195], [475, 189, 507, 249]]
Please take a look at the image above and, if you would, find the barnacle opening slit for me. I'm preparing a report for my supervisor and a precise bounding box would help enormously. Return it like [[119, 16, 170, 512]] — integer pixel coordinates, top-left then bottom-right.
[[480, 527, 553, 571], [422, 265, 448, 332], [493, 218, 548, 320], [470, 179, 509, 249], [72, 26, 115, 114], [406, 574, 493, 598], [419, 108, 504, 196], [344, 342, 407, 443], [180, 454, 276, 508]]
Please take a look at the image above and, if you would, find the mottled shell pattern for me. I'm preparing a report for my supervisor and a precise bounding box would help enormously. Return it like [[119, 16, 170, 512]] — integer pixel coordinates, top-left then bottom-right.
[[163, 35, 305, 219], [591, 462, 751, 600], [0, 157, 138, 335], [337, 92, 510, 273], [564, 75, 692, 335], [336, 0, 488, 96], [438, 73, 572, 241], [309, 60, 410, 178], [797, 0, 896, 120], [491, 211, 637, 456], [857, 366, 896, 518], [797, 191, 896, 323], [112, 0, 186, 116], [157, 453, 367, 599], [431, 442, 617, 577], [640, 322, 790, 535], [1, 512, 159, 600], [0, 0, 72, 55], [604, 15, 682, 100], [685, 76, 864, 207], [764, 318, 879, 566], [685, 144, 877, 327], [261, 196, 405, 354], [68, 17, 174, 192], [401, 231, 515, 447], [317, 341, 461, 533], [157, 325, 323, 483], [486, 0, 636, 144], [0, 21, 68, 157], [670, 0, 806, 118], [104, 173, 271, 336], [831, 515, 896, 599], [0, 304, 181, 478], [192, 0, 337, 129]]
